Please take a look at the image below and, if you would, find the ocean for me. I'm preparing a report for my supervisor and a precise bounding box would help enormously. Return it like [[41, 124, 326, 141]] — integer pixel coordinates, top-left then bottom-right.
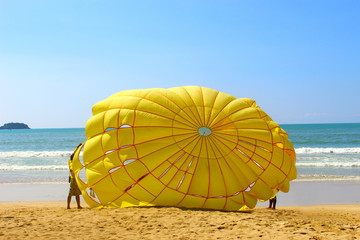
[[0, 123, 359, 183]]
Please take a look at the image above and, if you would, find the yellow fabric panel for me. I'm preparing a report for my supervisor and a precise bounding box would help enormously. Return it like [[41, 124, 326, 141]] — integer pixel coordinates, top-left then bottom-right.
[[139, 144, 180, 171], [247, 180, 273, 201], [102, 130, 119, 154], [117, 128, 134, 148], [179, 195, 206, 209], [277, 179, 290, 193], [126, 184, 155, 204], [85, 112, 105, 139], [270, 146, 286, 168], [225, 198, 243, 211], [82, 136, 104, 165], [237, 129, 272, 143], [186, 157, 198, 174], [91, 98, 111, 119], [135, 137, 173, 158], [216, 158, 243, 195], [138, 174, 165, 196], [243, 192, 257, 208], [151, 161, 171, 179], [103, 152, 122, 171], [187, 157, 209, 197], [157, 165, 178, 185], [208, 159, 227, 197], [205, 137, 225, 160], [168, 87, 203, 125], [124, 160, 149, 181], [226, 151, 258, 185], [203, 198, 226, 210], [113, 193, 141, 208], [206, 91, 237, 126], [90, 177, 123, 204], [83, 162, 108, 186], [201, 88, 221, 126], [212, 132, 237, 154], [81, 189, 101, 208], [110, 167, 136, 191], [103, 109, 119, 130], [118, 109, 135, 127], [177, 172, 193, 193], [152, 187, 185, 206], [167, 170, 187, 190], [226, 193, 245, 210], [117, 146, 138, 163], [133, 127, 173, 146], [259, 164, 285, 188], [172, 152, 190, 170], [286, 160, 297, 181], [70, 86, 297, 211]]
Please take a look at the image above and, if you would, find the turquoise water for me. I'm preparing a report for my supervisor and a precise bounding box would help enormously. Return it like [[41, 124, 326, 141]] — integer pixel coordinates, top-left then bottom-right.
[[0, 128, 85, 183], [0, 124, 359, 183], [283, 123, 360, 181]]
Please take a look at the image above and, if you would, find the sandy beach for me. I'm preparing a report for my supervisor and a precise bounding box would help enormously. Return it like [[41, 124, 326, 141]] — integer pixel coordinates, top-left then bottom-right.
[[0, 181, 359, 239], [0, 201, 359, 240]]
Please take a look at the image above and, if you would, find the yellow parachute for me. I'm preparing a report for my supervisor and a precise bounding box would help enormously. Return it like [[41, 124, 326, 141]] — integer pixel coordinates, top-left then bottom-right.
[[70, 86, 296, 210]]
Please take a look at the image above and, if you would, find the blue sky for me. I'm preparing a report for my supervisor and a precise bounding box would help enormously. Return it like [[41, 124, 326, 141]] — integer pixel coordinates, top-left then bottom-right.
[[1, 0, 359, 128]]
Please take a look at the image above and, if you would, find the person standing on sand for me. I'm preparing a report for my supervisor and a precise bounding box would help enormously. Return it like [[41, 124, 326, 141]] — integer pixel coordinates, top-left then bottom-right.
[[67, 169, 82, 209], [268, 189, 279, 209], [268, 195, 277, 209], [67, 145, 83, 209]]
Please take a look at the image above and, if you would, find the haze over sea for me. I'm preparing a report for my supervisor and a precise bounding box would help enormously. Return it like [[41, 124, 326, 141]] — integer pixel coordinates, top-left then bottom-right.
[[0, 123, 359, 184]]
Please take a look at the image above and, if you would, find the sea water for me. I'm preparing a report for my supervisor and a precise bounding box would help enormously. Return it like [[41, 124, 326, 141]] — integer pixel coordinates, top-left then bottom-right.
[[284, 123, 360, 181], [0, 124, 359, 183], [0, 128, 85, 183]]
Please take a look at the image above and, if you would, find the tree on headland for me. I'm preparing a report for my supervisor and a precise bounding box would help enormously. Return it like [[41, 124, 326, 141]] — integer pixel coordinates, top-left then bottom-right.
[[0, 122, 30, 129]]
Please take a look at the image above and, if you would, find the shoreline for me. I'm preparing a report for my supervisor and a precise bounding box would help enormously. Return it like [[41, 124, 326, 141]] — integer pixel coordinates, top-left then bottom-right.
[[1, 180, 360, 206]]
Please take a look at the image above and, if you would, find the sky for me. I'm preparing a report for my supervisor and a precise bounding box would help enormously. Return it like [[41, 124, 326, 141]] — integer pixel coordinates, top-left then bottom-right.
[[1, 0, 359, 128]]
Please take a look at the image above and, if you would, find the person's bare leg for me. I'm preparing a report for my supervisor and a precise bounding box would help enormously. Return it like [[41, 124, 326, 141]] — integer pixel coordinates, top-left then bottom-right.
[[76, 195, 82, 209], [272, 198, 277, 209], [67, 195, 72, 209], [269, 199, 273, 209]]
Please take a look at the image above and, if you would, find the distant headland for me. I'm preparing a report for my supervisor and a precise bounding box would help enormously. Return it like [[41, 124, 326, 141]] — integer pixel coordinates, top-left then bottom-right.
[[0, 122, 30, 130]]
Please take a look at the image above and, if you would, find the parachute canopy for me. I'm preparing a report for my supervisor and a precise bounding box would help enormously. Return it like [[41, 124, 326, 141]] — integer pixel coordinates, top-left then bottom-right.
[[71, 86, 296, 210]]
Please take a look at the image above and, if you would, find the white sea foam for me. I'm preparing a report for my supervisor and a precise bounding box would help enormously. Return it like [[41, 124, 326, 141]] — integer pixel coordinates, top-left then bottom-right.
[[295, 174, 360, 182], [1, 147, 359, 158], [0, 151, 73, 158], [295, 147, 360, 154], [0, 165, 68, 171], [296, 162, 360, 168]]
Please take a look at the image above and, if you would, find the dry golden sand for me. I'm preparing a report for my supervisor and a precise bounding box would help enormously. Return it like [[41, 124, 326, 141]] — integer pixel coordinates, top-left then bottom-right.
[[0, 202, 359, 240]]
